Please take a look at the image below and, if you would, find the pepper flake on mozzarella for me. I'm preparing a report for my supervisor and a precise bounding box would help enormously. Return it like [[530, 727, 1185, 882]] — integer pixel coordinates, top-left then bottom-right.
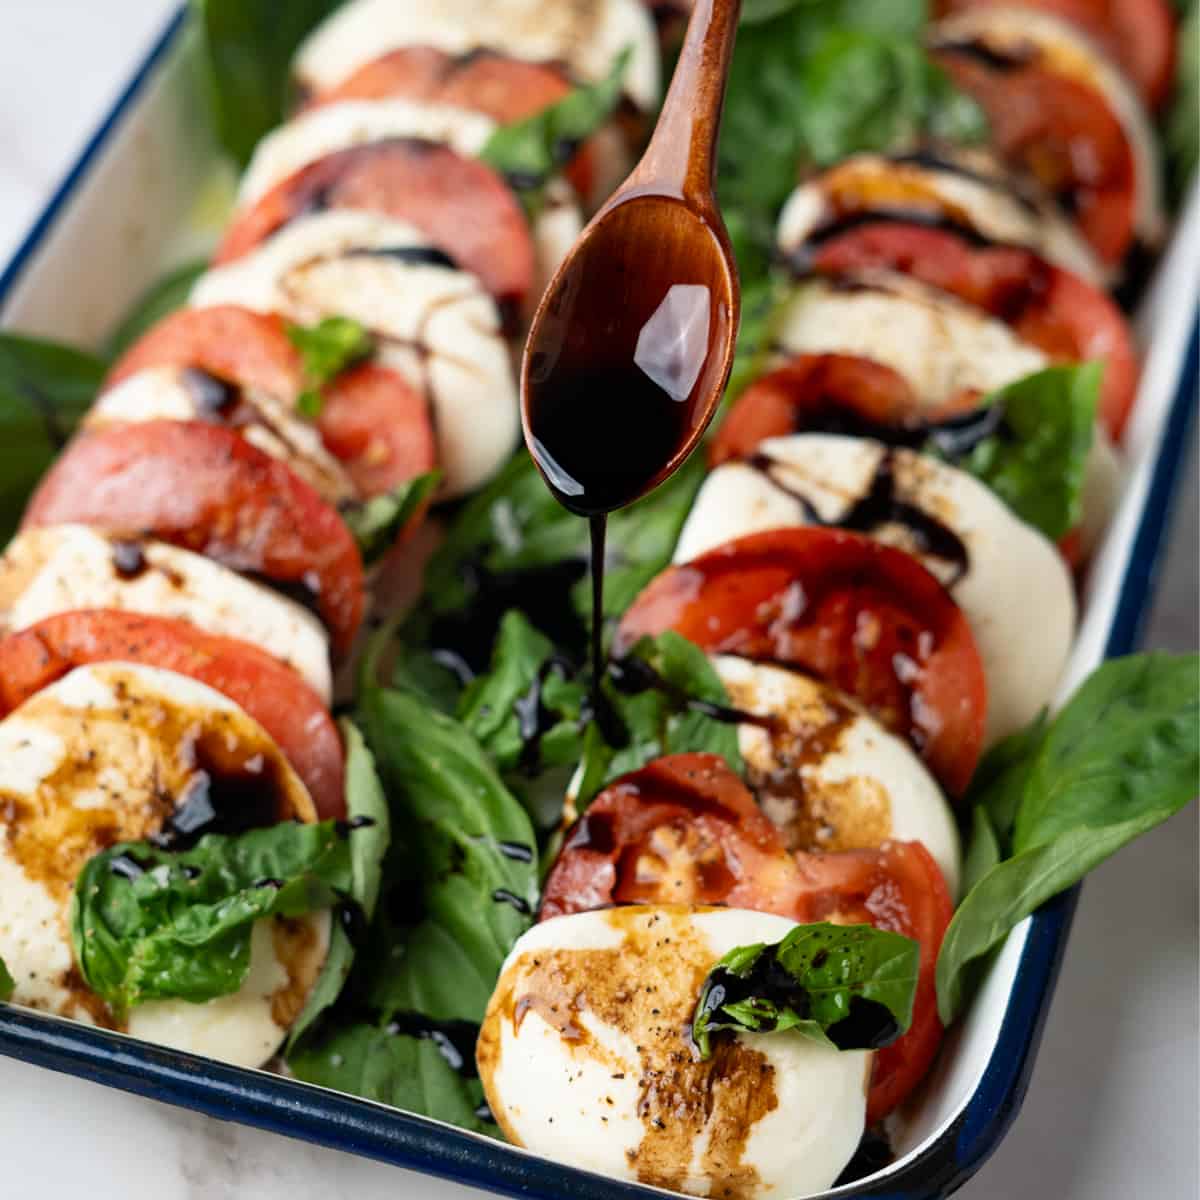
[[191, 210, 518, 499], [478, 906, 869, 1199], [776, 147, 1104, 286], [711, 656, 961, 897], [0, 524, 333, 703], [0, 663, 329, 1068], [294, 0, 662, 114], [675, 434, 1076, 745]]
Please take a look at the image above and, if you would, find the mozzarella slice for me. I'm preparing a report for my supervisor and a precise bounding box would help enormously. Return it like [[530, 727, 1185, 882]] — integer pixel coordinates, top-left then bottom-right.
[[0, 524, 333, 702], [929, 7, 1165, 248], [770, 272, 1049, 409], [87, 365, 357, 507], [192, 211, 518, 498], [712, 656, 961, 897], [776, 148, 1104, 285], [479, 906, 869, 1198], [674, 435, 1076, 744], [238, 98, 497, 206], [295, 0, 661, 113], [232, 99, 582, 310], [0, 662, 329, 1068]]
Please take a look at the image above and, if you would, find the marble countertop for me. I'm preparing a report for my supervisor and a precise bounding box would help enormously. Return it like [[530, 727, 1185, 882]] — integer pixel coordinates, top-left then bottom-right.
[[0, 4, 1195, 1198]]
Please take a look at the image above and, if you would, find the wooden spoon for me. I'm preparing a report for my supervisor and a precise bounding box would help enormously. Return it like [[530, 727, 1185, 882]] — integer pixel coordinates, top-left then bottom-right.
[[520, 0, 743, 518]]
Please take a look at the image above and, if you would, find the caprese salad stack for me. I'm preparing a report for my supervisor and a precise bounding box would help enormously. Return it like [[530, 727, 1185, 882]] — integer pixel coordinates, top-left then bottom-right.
[[0, 0, 662, 1066], [475, 2, 1183, 1194]]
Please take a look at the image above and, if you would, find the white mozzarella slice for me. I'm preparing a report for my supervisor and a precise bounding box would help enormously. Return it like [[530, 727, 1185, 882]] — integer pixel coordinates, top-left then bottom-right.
[[87, 365, 357, 507], [479, 906, 868, 1198], [712, 656, 961, 897], [532, 179, 585, 301], [295, 0, 661, 113], [192, 211, 518, 498], [0, 663, 328, 1068], [238, 98, 497, 205], [771, 272, 1049, 409], [776, 148, 1104, 285], [0, 525, 333, 702], [930, 7, 1165, 248], [675, 435, 1076, 744]]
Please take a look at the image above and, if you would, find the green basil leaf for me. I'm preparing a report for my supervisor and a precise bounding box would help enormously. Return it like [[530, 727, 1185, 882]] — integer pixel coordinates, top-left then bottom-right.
[[962, 710, 1050, 848], [71, 821, 354, 1018], [0, 334, 106, 543], [954, 363, 1099, 540], [479, 49, 630, 212], [1166, 0, 1197, 202], [288, 684, 537, 1129], [0, 955, 13, 1002], [191, 0, 341, 165], [286, 316, 374, 417], [961, 805, 1002, 897], [936, 653, 1199, 1023], [342, 470, 441, 565], [104, 260, 207, 359], [693, 922, 919, 1059]]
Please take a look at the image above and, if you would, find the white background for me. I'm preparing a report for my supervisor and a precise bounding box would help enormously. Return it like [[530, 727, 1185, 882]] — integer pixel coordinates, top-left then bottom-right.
[[0, 3, 1195, 1198]]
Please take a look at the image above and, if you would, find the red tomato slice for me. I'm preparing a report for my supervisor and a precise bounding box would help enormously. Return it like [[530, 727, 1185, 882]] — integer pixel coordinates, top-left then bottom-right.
[[104, 305, 438, 498], [933, 53, 1138, 265], [540, 752, 814, 921], [790, 841, 953, 1123], [21, 421, 365, 655], [615, 528, 987, 795], [0, 611, 345, 819], [303, 46, 596, 201], [541, 753, 952, 1119], [935, 0, 1177, 110], [216, 139, 536, 317], [106, 305, 302, 398], [711, 353, 981, 467], [808, 223, 1138, 438]]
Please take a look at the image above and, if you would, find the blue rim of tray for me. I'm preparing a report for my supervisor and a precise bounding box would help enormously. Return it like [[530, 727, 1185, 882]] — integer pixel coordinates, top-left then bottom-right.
[[0, 10, 1195, 1200]]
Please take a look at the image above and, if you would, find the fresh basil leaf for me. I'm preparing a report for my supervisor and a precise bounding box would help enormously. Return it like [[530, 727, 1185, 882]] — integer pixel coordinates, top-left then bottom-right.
[[71, 821, 354, 1018], [458, 611, 586, 775], [0, 334, 106, 543], [104, 259, 207, 359], [0, 955, 13, 1002], [955, 363, 1099, 541], [479, 49, 630, 211], [191, 0, 341, 165], [1167, 0, 1197, 202], [288, 684, 537, 1129], [343, 470, 441, 564], [962, 711, 1050, 848], [287, 720, 391, 1049], [692, 922, 919, 1059], [961, 805, 1001, 897], [577, 631, 744, 808], [286, 316, 374, 418], [936, 653, 1199, 1024]]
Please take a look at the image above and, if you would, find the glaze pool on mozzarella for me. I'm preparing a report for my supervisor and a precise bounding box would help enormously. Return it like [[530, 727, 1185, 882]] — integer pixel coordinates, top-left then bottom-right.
[[0, 524, 334, 702], [191, 210, 519, 498], [478, 906, 870, 1198], [0, 663, 329, 1068], [675, 434, 1076, 745], [712, 656, 962, 897]]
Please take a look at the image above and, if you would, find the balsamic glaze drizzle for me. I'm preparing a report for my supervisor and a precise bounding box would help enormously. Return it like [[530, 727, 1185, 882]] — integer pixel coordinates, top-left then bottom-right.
[[352, 245, 459, 271], [384, 1012, 482, 1078]]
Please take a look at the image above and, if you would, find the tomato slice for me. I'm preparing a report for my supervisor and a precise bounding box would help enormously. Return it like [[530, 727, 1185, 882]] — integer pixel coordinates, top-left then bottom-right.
[[790, 841, 953, 1123], [615, 528, 987, 795], [216, 139, 536, 317], [303, 46, 596, 201], [711, 353, 981, 467], [935, 0, 1177, 110], [933, 53, 1138, 265], [0, 610, 346, 819], [807, 223, 1138, 438], [21, 421, 365, 655], [541, 753, 953, 1119], [104, 305, 438, 499], [540, 752, 814, 921]]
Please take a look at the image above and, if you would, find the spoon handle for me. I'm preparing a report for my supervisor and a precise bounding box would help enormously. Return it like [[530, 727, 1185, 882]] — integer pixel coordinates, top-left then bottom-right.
[[633, 0, 743, 208]]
